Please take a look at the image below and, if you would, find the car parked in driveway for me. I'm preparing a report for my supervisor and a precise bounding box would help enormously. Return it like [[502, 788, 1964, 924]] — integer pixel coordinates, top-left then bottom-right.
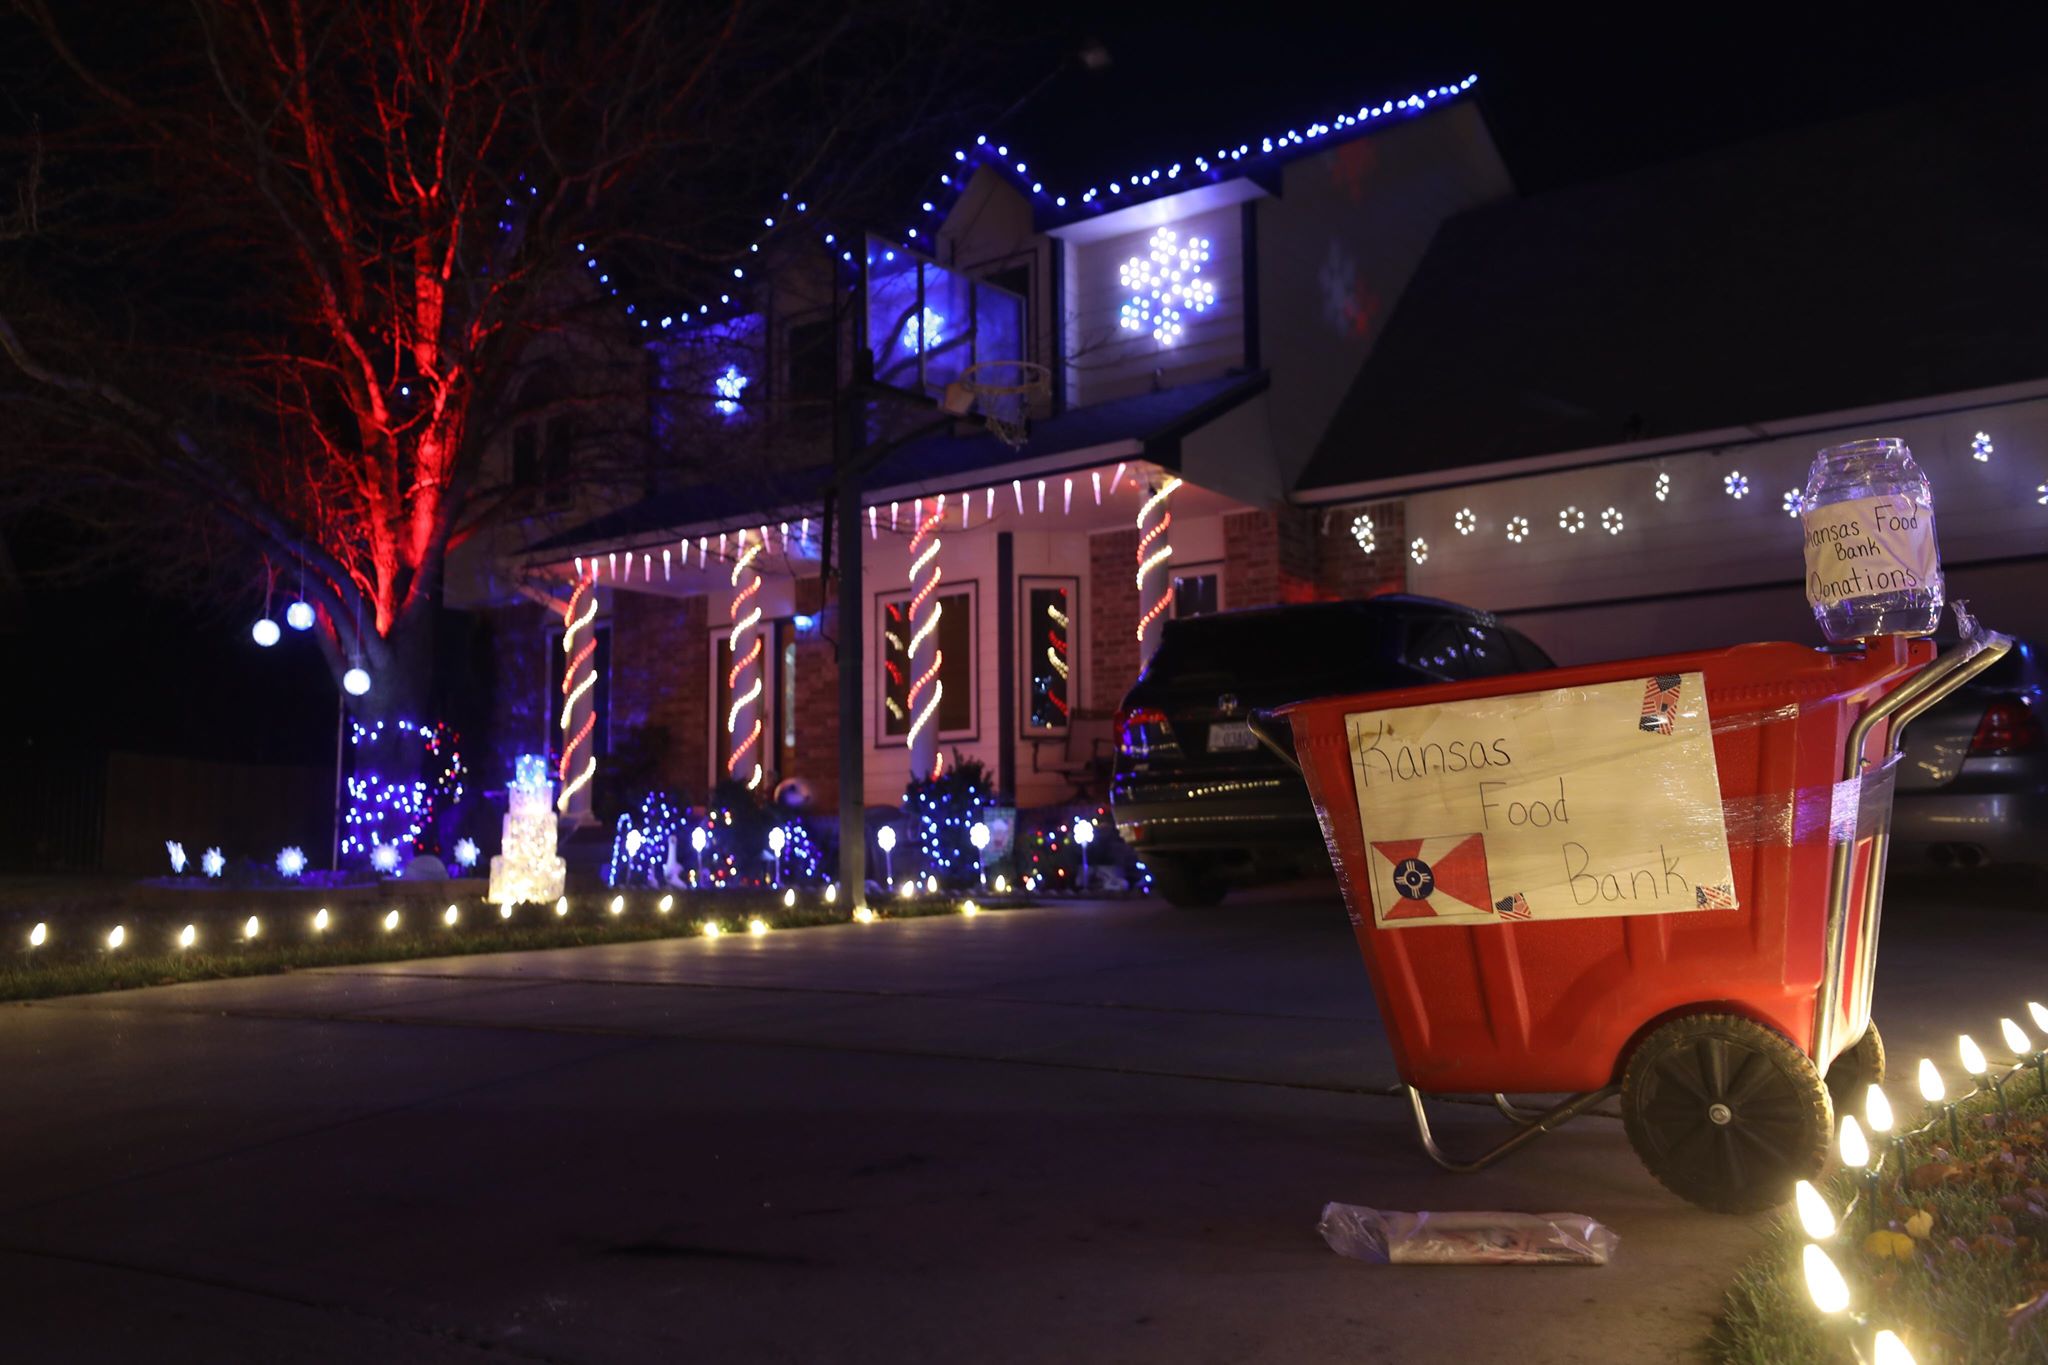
[[1110, 596, 1553, 906], [1891, 635, 2046, 876]]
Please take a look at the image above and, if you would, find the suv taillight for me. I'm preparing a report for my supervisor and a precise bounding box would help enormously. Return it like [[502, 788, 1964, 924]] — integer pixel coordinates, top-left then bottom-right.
[[1118, 707, 1179, 759], [1970, 697, 2044, 756]]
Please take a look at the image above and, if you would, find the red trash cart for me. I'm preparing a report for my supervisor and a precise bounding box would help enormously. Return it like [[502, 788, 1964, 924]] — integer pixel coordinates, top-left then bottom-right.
[[1250, 629, 2010, 1212]]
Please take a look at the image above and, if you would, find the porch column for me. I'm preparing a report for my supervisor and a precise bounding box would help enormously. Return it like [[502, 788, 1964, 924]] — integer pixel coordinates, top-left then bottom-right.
[[726, 529, 766, 791], [1135, 473, 1182, 665], [906, 499, 945, 783], [556, 573, 598, 827]]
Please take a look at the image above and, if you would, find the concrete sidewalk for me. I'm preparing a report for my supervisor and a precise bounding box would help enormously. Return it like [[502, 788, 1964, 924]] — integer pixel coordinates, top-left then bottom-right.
[[3, 880, 2041, 1362]]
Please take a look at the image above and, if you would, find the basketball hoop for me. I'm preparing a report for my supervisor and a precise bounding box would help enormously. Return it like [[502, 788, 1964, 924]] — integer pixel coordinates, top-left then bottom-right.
[[941, 360, 1051, 450]]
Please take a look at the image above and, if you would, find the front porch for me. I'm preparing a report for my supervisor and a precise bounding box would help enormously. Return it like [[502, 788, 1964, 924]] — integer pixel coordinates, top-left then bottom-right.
[[512, 452, 1267, 817]]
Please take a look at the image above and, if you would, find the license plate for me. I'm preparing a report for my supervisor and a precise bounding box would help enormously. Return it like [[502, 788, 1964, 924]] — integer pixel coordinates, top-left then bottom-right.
[[1208, 720, 1258, 753]]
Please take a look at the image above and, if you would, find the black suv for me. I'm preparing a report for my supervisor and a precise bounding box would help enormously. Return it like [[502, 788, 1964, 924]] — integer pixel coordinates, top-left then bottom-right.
[[1110, 596, 1553, 906]]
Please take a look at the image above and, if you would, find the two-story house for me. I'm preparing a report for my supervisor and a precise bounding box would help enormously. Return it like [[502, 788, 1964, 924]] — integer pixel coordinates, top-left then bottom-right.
[[461, 77, 1509, 819]]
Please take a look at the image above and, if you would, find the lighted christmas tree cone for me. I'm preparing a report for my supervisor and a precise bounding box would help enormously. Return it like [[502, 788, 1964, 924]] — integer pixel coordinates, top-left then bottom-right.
[[488, 755, 567, 905]]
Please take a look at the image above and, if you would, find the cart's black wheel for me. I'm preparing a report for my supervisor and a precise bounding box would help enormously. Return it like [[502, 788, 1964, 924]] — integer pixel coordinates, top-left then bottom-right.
[[1825, 1022, 1886, 1120], [1621, 1013, 1834, 1214]]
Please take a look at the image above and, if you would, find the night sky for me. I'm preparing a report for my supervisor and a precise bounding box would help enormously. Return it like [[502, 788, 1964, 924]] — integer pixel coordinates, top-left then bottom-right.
[[6, 7, 2046, 772]]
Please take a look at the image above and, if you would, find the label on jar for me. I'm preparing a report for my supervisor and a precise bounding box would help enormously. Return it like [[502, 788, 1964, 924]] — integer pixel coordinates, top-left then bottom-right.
[[1801, 494, 1939, 611]]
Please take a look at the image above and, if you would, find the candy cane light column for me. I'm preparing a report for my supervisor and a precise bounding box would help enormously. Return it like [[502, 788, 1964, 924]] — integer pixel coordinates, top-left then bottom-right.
[[906, 501, 946, 783], [727, 529, 765, 790], [557, 573, 599, 825], [1136, 474, 1182, 663]]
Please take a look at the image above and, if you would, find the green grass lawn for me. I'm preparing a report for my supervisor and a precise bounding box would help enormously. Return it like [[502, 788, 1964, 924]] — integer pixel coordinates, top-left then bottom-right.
[[1714, 1067, 2048, 1364]]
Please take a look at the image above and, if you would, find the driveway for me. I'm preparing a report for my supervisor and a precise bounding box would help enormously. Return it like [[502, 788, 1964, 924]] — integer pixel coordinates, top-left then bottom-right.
[[4, 875, 2042, 1363]]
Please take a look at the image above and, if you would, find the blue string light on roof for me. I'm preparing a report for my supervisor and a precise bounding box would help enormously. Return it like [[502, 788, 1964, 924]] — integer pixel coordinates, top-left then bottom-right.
[[554, 74, 1477, 343]]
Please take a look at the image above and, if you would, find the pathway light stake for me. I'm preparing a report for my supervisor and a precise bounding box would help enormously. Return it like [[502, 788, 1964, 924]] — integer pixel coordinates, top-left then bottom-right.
[[1865, 1084, 1904, 1182], [1993, 1018, 2031, 1123], [769, 826, 786, 886], [1959, 1034, 1992, 1128], [1793, 1179, 1837, 1240], [1918, 1058, 1960, 1153], [1072, 817, 1094, 885], [970, 821, 990, 884], [1838, 1116, 1876, 1230], [2030, 1002, 2048, 1093], [876, 824, 896, 886], [691, 825, 708, 883]]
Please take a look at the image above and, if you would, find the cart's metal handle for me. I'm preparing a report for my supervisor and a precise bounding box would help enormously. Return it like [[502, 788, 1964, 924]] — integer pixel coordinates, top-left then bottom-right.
[[1813, 626, 2013, 1065], [1245, 710, 1301, 774]]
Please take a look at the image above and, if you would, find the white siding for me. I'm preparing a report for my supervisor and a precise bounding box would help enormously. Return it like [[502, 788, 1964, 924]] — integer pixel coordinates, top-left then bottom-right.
[[1067, 203, 1245, 408]]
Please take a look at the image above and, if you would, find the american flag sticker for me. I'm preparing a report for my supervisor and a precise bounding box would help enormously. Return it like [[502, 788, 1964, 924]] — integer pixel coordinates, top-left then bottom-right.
[[1494, 892, 1532, 921], [1695, 882, 1737, 909], [1639, 673, 1684, 735]]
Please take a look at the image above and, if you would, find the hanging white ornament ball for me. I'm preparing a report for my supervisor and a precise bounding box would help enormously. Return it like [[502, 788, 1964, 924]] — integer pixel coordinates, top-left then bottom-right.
[[285, 601, 315, 631], [252, 618, 282, 648], [342, 667, 372, 696]]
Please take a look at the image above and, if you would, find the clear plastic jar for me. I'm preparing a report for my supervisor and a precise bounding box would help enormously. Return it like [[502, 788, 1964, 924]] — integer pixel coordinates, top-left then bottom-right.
[[1801, 437, 1943, 641]]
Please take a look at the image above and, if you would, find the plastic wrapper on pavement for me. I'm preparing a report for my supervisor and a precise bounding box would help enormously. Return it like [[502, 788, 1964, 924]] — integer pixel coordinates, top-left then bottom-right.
[[1317, 1202, 1618, 1266]]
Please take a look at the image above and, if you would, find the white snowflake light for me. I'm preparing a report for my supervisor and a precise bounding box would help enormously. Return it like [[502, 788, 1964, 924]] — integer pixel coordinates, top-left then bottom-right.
[[166, 840, 187, 875], [202, 847, 225, 878], [1783, 489, 1805, 519], [1724, 471, 1750, 499], [1118, 227, 1214, 345], [1409, 537, 1428, 564], [1972, 431, 1994, 463], [1350, 512, 1376, 554], [1654, 472, 1671, 502], [1505, 515, 1529, 544], [2038, 482, 2048, 506], [1558, 506, 1586, 534], [713, 364, 748, 416], [453, 838, 479, 869], [1600, 507, 1624, 535], [1453, 508, 1476, 535], [275, 846, 306, 879], [898, 307, 944, 354], [371, 843, 401, 874]]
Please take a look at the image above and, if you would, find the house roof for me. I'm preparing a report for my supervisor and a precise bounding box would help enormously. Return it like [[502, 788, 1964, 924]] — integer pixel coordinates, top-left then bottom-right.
[[1294, 79, 2048, 495], [523, 370, 1267, 558]]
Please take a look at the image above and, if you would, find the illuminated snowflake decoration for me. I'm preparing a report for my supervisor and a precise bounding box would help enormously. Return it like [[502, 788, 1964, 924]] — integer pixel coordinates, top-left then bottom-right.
[[898, 306, 945, 354], [1600, 507, 1624, 535], [452, 838, 480, 870], [1350, 512, 1376, 554], [1558, 506, 1586, 534], [713, 364, 749, 416], [1453, 508, 1476, 535], [1783, 489, 1805, 519], [1723, 471, 1750, 499], [202, 847, 225, 879], [1972, 431, 1994, 463], [1505, 515, 1529, 544], [371, 843, 401, 874], [275, 846, 307, 879], [1409, 537, 1429, 565], [1118, 227, 1214, 345], [1654, 472, 1671, 502], [166, 840, 187, 875]]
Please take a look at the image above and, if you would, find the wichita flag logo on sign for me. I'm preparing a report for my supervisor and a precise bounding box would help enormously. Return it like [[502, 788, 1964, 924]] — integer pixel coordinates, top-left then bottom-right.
[[1367, 835, 1495, 924]]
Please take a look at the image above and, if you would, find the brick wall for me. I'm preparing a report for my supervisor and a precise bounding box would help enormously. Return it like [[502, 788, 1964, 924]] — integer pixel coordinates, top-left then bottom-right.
[[1089, 527, 1140, 713], [1315, 498, 1408, 600], [1224, 504, 1321, 608], [609, 592, 709, 803], [484, 603, 549, 792], [790, 635, 839, 812]]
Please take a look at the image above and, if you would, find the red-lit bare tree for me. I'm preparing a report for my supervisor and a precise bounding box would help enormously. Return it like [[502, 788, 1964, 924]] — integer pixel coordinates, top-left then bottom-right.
[[0, 0, 992, 725]]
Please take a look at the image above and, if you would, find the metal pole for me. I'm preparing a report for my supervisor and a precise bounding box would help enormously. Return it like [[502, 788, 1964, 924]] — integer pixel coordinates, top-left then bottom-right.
[[835, 365, 868, 906]]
